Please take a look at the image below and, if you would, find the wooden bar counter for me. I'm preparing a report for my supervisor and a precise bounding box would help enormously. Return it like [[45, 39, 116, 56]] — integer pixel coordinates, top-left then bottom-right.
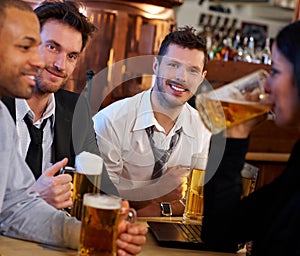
[[0, 217, 245, 256]]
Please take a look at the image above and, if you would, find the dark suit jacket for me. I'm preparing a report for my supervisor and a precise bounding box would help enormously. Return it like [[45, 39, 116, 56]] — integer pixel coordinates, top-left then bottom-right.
[[2, 89, 118, 196]]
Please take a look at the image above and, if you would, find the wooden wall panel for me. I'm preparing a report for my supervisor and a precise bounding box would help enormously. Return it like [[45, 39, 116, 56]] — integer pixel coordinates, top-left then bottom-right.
[[294, 0, 300, 21]]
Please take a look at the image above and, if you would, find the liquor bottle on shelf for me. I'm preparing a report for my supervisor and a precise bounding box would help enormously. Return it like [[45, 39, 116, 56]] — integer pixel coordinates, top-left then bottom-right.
[[232, 31, 243, 62], [222, 17, 230, 29], [220, 36, 234, 61], [198, 13, 206, 26], [260, 37, 271, 65], [226, 18, 238, 40], [202, 14, 213, 35], [211, 15, 221, 42], [243, 36, 255, 63], [212, 16, 221, 31], [206, 34, 214, 60], [198, 14, 213, 40], [218, 17, 229, 40]]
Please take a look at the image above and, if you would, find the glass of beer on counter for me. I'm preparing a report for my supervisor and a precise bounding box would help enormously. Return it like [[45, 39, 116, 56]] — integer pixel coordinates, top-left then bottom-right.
[[196, 69, 272, 134], [78, 193, 136, 256], [240, 163, 259, 255], [70, 167, 102, 220], [183, 153, 208, 224], [59, 152, 103, 220], [240, 162, 259, 199]]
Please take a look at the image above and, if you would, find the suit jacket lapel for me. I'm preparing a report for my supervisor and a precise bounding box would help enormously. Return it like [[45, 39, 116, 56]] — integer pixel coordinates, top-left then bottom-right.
[[1, 97, 16, 122], [53, 91, 75, 166]]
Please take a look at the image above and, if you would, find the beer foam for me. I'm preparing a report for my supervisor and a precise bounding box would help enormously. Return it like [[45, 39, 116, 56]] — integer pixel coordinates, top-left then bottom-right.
[[75, 151, 103, 175], [83, 194, 121, 209]]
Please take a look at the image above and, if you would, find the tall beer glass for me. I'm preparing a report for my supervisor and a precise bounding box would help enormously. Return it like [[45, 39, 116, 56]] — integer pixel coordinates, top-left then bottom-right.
[[70, 167, 102, 220], [196, 69, 272, 134], [78, 194, 136, 256], [60, 152, 103, 220], [183, 153, 208, 224], [240, 163, 259, 256], [240, 162, 259, 199]]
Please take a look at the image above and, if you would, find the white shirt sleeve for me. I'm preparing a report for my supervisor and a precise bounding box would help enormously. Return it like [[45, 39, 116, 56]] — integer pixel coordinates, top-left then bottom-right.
[[93, 111, 123, 186]]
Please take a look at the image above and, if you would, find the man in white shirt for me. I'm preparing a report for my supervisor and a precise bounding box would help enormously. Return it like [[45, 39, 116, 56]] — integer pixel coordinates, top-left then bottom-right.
[[93, 27, 212, 216]]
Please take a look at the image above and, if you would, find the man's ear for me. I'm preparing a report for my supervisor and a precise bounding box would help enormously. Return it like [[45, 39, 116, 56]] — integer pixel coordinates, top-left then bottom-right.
[[153, 57, 159, 75], [202, 70, 207, 78]]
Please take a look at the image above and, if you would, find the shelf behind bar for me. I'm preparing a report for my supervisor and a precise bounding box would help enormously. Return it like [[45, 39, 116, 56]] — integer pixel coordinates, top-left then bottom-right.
[[246, 152, 290, 162]]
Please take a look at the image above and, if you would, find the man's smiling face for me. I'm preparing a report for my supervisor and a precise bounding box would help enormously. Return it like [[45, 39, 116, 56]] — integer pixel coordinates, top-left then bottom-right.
[[153, 44, 206, 108]]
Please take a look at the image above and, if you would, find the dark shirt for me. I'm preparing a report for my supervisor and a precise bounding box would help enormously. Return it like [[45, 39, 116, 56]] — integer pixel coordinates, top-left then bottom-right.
[[202, 133, 300, 255]]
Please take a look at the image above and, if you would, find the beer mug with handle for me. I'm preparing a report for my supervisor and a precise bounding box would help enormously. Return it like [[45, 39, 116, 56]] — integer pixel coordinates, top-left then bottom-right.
[[78, 193, 137, 256], [196, 69, 272, 134], [60, 151, 103, 220]]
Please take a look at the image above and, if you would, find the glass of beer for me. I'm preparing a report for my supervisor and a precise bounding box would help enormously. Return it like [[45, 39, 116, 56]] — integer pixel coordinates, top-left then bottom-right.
[[60, 165, 102, 220], [196, 69, 272, 134], [240, 163, 259, 255], [70, 167, 102, 220], [78, 193, 136, 256], [240, 162, 259, 199], [183, 153, 208, 224]]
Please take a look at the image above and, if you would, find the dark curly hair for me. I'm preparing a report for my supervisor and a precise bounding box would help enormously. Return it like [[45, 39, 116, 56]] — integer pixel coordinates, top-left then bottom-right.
[[34, 0, 96, 51]]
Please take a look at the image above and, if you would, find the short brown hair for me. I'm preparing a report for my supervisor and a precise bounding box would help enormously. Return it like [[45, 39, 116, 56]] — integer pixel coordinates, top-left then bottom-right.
[[34, 0, 96, 52], [157, 26, 208, 69]]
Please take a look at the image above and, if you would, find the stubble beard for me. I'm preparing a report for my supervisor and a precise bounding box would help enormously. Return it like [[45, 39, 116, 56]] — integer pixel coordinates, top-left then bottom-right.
[[34, 72, 66, 95], [155, 76, 187, 109]]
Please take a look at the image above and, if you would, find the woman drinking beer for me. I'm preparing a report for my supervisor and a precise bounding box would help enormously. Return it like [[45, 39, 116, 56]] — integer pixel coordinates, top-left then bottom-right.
[[202, 20, 300, 256]]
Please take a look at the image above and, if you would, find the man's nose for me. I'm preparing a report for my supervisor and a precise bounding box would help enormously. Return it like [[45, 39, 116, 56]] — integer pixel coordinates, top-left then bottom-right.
[[175, 66, 187, 82]]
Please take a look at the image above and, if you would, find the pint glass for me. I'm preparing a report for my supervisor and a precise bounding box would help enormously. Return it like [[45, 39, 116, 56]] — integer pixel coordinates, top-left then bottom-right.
[[240, 163, 259, 255], [70, 169, 102, 220], [59, 152, 103, 220], [183, 153, 208, 224], [78, 194, 136, 256], [240, 162, 259, 199], [196, 69, 272, 134]]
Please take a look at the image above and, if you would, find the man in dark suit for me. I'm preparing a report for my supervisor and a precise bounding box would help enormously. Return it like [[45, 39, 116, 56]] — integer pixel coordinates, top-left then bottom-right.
[[2, 90, 118, 199], [2, 0, 118, 209]]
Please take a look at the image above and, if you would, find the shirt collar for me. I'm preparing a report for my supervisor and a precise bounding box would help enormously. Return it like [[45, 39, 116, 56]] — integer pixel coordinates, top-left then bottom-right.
[[133, 89, 157, 131], [16, 93, 56, 127], [176, 104, 197, 138], [133, 89, 196, 138]]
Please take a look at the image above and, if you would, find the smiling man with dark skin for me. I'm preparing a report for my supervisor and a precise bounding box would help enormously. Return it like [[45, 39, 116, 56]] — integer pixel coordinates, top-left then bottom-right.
[[0, 0, 147, 254], [0, 0, 81, 248], [2, 0, 118, 209]]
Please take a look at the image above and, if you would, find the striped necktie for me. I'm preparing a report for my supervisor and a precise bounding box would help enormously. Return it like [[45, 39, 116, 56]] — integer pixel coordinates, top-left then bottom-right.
[[146, 125, 182, 180]]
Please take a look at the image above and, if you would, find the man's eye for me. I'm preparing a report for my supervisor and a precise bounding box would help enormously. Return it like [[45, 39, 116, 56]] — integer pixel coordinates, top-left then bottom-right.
[[47, 44, 56, 50], [20, 45, 30, 50], [190, 68, 200, 74], [68, 54, 78, 61], [169, 63, 178, 68]]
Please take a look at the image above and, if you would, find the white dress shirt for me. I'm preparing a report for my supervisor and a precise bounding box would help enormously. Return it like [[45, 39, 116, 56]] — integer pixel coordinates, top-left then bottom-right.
[[93, 89, 211, 194], [15, 95, 55, 173]]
